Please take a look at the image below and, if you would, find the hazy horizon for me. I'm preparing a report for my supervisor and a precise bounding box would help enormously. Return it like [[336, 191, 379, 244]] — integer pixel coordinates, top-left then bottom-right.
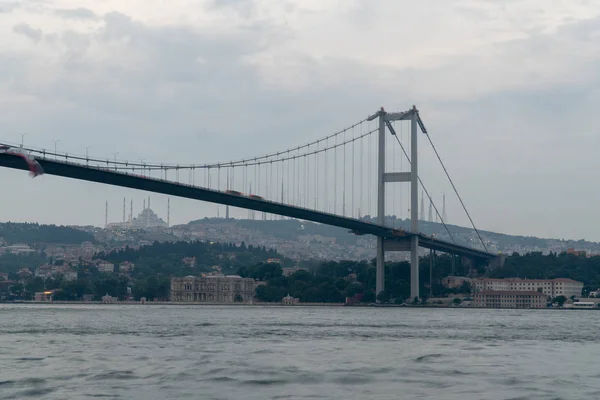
[[1, 213, 597, 245]]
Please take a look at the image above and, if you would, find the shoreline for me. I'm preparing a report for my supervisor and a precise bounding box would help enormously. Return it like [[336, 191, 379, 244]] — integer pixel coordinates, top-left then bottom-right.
[[1, 300, 597, 310]]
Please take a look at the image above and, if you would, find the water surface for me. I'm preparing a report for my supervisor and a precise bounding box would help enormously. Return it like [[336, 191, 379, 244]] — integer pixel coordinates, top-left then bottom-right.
[[1, 304, 598, 399]]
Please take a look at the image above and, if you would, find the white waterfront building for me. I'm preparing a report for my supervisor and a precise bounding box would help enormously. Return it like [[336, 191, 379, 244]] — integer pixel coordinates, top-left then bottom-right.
[[472, 278, 583, 299]]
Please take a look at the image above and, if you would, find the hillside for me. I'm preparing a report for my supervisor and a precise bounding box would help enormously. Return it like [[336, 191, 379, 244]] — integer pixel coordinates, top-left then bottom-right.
[[0, 222, 95, 245], [189, 217, 600, 255], [95, 240, 287, 277]]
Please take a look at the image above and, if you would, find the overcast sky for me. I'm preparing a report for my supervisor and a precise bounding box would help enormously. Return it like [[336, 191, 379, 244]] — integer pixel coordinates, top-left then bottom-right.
[[1, 0, 600, 241]]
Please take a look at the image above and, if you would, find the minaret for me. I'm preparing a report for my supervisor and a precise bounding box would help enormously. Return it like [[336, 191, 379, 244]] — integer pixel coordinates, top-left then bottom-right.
[[442, 193, 447, 223], [143, 198, 146, 210], [105, 201, 108, 228], [122, 198, 126, 223], [420, 191, 425, 221], [428, 199, 433, 222], [167, 197, 170, 227], [130, 199, 133, 223]]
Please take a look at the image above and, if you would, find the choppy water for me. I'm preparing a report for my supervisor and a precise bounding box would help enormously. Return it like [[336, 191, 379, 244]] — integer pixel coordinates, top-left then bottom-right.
[[1, 305, 599, 399]]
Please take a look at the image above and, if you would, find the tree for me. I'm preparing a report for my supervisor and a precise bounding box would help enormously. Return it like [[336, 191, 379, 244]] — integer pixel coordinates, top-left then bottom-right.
[[234, 294, 244, 302], [459, 281, 472, 294], [361, 291, 376, 303], [256, 285, 283, 302], [553, 295, 567, 307], [10, 283, 24, 296], [26, 277, 45, 294], [376, 290, 390, 304], [452, 298, 462, 305]]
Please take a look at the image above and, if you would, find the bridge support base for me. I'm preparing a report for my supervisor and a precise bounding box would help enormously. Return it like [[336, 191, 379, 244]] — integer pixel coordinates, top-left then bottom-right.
[[410, 236, 419, 300], [488, 254, 506, 271], [376, 237, 384, 297]]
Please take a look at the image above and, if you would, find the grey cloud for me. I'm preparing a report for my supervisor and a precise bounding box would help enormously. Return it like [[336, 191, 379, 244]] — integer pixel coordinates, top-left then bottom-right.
[[12, 22, 43, 43], [0, 2, 19, 13], [61, 31, 91, 62], [3, 10, 600, 239], [3, 10, 295, 159], [207, 0, 257, 17], [453, 5, 497, 21], [54, 7, 97, 20]]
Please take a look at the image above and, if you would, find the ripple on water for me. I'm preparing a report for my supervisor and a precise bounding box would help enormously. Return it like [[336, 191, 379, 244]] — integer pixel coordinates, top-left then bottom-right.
[[17, 387, 56, 397], [209, 376, 238, 383], [239, 378, 288, 386], [330, 374, 374, 385], [415, 353, 444, 362], [88, 371, 136, 381]]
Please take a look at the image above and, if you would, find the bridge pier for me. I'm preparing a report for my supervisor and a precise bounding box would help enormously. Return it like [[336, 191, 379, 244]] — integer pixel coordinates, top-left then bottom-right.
[[376, 237, 384, 296], [371, 106, 422, 300], [376, 110, 386, 296], [409, 108, 419, 300]]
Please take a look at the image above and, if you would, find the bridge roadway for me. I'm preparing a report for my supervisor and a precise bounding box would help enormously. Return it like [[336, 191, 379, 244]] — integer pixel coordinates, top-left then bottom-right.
[[0, 154, 495, 260]]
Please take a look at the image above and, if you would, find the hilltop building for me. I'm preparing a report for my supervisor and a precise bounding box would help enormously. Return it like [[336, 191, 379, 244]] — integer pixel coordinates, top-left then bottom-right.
[[442, 276, 471, 289], [130, 207, 168, 229], [96, 261, 115, 273], [107, 197, 168, 230]]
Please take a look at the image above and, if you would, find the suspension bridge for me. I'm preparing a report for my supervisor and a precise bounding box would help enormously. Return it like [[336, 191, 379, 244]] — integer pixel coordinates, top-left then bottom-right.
[[0, 105, 501, 300]]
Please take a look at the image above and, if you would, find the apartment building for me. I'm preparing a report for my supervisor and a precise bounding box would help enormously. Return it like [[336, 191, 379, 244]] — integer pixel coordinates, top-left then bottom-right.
[[473, 291, 546, 309], [472, 278, 582, 298]]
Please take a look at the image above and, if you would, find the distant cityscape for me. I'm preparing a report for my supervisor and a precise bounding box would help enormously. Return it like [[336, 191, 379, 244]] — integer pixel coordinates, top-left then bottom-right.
[[1, 199, 600, 309], [90, 196, 600, 262]]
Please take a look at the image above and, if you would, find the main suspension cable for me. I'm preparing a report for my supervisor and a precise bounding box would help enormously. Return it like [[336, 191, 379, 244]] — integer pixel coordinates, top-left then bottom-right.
[[423, 132, 488, 252], [386, 121, 455, 244]]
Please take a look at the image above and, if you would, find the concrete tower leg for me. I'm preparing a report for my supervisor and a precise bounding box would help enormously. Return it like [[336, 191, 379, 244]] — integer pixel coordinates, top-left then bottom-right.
[[376, 110, 386, 297], [410, 109, 420, 300]]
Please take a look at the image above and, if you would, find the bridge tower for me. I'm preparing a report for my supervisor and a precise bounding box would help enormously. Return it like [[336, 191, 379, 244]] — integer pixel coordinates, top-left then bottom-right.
[[370, 106, 421, 300]]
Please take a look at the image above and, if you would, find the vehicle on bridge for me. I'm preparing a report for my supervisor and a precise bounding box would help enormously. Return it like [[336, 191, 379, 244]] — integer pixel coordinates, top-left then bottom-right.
[[248, 194, 264, 200], [0, 145, 44, 178], [225, 190, 243, 196]]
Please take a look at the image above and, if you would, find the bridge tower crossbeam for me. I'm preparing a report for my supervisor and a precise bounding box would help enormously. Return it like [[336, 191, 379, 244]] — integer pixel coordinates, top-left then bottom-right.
[[369, 106, 422, 300]]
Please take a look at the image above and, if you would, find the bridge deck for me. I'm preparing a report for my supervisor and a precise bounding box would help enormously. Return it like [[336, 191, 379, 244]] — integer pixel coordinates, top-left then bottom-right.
[[0, 154, 495, 260]]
